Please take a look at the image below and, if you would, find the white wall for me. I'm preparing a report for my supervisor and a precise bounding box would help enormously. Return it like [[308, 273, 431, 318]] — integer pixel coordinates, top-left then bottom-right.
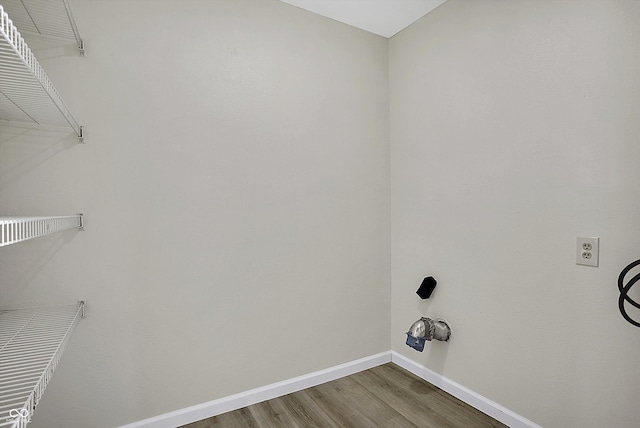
[[0, 1, 390, 426], [390, 1, 640, 427]]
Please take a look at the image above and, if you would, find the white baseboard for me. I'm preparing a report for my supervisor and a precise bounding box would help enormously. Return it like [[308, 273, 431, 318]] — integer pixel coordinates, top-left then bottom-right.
[[119, 351, 392, 428], [391, 351, 541, 428], [120, 350, 540, 428]]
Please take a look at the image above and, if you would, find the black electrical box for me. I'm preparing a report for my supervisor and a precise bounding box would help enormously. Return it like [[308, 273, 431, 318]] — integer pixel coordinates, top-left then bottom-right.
[[416, 276, 437, 299]]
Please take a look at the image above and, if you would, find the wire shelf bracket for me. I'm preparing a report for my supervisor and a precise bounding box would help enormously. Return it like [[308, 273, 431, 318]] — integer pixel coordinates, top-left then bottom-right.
[[0, 4, 84, 142], [62, 0, 85, 55], [0, 302, 85, 428], [0, 214, 84, 248]]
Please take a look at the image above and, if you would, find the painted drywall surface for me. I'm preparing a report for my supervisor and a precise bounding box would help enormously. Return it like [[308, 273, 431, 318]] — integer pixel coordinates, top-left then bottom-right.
[[389, 1, 640, 427], [0, 0, 390, 426]]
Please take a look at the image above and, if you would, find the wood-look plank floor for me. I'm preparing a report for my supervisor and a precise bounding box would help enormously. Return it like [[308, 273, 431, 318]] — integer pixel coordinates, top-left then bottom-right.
[[181, 363, 507, 428]]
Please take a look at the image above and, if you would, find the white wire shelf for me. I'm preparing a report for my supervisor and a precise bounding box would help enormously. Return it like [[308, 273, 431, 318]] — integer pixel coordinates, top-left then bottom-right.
[[0, 302, 85, 428], [0, 0, 84, 54], [0, 4, 84, 141], [0, 215, 84, 247]]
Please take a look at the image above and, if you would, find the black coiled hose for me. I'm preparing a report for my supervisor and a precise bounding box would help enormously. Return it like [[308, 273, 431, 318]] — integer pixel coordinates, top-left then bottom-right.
[[618, 259, 640, 327]]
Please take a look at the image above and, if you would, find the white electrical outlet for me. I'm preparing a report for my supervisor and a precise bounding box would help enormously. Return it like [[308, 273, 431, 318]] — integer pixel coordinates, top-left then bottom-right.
[[576, 237, 599, 267]]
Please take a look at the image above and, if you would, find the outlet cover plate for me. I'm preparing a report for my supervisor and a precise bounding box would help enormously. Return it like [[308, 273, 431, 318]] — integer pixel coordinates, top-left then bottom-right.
[[576, 237, 599, 267]]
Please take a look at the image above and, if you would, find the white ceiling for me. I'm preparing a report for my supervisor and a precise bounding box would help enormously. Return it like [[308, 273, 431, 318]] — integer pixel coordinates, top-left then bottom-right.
[[279, 0, 446, 38]]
